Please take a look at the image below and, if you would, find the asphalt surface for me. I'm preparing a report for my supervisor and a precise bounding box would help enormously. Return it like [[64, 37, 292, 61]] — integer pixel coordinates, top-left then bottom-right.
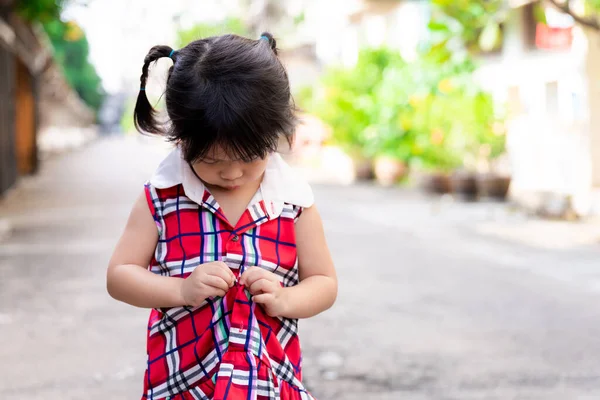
[[1, 136, 600, 400]]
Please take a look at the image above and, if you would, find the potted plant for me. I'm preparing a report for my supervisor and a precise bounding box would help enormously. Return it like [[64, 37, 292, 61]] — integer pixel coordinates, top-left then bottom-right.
[[451, 170, 478, 201], [426, 87, 502, 201], [373, 153, 409, 186], [450, 148, 478, 202], [474, 120, 509, 200], [419, 163, 455, 194], [370, 122, 413, 187], [429, 171, 453, 194], [298, 49, 407, 182], [476, 172, 511, 199], [415, 131, 460, 195], [347, 147, 375, 181]]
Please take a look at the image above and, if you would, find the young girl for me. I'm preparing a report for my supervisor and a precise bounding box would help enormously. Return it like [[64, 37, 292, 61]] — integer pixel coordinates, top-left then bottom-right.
[[107, 32, 337, 400]]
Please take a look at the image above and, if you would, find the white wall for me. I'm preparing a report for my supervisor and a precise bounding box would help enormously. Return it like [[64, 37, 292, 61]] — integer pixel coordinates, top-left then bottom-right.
[[475, 6, 595, 213]]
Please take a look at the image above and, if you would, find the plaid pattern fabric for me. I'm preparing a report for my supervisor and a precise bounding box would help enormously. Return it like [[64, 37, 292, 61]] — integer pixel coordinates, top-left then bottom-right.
[[141, 183, 315, 400]]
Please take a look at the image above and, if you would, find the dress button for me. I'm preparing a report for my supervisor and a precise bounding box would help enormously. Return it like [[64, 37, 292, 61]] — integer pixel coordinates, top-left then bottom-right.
[[232, 234, 240, 242]]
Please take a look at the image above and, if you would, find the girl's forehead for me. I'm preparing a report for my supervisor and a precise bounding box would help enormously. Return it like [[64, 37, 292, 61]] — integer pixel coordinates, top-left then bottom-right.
[[203, 145, 228, 160], [201, 144, 247, 162]]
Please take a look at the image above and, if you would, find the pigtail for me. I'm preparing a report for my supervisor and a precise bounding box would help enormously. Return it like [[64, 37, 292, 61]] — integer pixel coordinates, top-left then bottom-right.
[[259, 31, 278, 55], [134, 45, 177, 135], [258, 31, 295, 148]]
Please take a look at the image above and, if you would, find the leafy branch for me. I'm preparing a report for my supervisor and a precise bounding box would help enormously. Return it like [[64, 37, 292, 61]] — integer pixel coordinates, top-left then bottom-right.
[[547, 0, 600, 31], [15, 0, 65, 23]]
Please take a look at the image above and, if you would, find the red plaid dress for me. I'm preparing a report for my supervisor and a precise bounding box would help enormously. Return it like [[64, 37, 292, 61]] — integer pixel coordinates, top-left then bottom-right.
[[141, 148, 315, 400]]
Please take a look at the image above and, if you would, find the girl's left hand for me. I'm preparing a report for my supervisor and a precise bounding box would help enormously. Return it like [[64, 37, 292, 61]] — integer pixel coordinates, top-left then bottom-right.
[[240, 267, 286, 317]]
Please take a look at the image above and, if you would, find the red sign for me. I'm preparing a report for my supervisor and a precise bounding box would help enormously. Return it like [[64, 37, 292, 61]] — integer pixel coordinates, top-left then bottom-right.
[[536, 23, 573, 50]]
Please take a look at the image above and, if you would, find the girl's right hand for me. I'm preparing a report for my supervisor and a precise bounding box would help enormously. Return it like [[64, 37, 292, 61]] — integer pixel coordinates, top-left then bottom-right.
[[180, 261, 236, 306]]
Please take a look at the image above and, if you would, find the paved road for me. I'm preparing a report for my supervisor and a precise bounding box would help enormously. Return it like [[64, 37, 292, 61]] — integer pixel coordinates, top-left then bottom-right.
[[1, 136, 600, 400]]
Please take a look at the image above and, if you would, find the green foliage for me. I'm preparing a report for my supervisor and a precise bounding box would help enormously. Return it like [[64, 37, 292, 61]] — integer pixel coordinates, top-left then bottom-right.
[[43, 19, 105, 112], [298, 44, 505, 171], [17, 0, 104, 112], [176, 18, 248, 48], [293, 11, 306, 26], [430, 0, 600, 52], [409, 80, 505, 171], [533, 2, 548, 25], [16, 0, 65, 23], [588, 0, 600, 11], [120, 98, 136, 134], [430, 0, 507, 53], [297, 48, 406, 158]]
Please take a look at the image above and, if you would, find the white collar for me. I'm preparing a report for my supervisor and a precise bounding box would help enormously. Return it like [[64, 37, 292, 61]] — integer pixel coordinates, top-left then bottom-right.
[[149, 147, 314, 210]]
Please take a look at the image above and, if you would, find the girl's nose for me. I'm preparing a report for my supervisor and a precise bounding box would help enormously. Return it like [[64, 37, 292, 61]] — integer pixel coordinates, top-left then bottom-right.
[[220, 167, 243, 181]]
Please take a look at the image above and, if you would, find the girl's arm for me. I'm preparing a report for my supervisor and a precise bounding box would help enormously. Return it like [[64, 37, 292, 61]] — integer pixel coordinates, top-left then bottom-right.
[[107, 192, 186, 308], [108, 192, 235, 309], [241, 205, 338, 319], [282, 205, 337, 318]]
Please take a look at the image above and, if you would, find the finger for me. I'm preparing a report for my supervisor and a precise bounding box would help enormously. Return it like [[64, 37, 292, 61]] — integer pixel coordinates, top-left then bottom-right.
[[252, 293, 273, 305], [203, 275, 230, 292], [208, 265, 235, 287], [223, 264, 236, 282], [214, 261, 234, 274], [239, 267, 258, 286], [209, 288, 227, 298], [249, 278, 275, 296], [215, 262, 236, 286], [241, 267, 268, 286], [190, 286, 226, 306]]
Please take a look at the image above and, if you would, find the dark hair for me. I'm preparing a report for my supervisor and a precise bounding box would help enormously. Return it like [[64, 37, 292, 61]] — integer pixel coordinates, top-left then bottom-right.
[[134, 32, 296, 162]]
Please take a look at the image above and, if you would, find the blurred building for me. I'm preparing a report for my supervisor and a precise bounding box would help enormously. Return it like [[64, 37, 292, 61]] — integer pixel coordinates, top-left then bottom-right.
[[474, 1, 599, 217], [0, 6, 94, 196], [276, 0, 600, 217], [0, 9, 46, 195]]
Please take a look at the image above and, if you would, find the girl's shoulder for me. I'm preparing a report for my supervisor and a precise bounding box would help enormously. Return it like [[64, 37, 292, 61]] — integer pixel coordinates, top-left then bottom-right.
[[261, 153, 314, 209]]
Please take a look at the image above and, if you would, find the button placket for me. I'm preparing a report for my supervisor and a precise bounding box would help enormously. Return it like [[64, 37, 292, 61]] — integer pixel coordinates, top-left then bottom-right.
[[226, 232, 243, 276]]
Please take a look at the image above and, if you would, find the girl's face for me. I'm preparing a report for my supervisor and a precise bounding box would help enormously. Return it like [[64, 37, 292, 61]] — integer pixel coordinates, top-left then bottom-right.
[[191, 145, 270, 192]]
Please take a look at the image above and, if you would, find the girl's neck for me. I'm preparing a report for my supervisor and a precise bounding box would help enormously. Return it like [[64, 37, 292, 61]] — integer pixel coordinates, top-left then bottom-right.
[[203, 175, 264, 227], [204, 176, 262, 198]]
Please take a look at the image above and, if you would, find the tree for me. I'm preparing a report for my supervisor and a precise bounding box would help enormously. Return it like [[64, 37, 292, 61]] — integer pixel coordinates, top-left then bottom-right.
[[429, 0, 508, 53], [14, 1, 104, 113], [16, 0, 66, 23], [547, 0, 600, 31], [432, 0, 600, 55], [43, 18, 104, 112]]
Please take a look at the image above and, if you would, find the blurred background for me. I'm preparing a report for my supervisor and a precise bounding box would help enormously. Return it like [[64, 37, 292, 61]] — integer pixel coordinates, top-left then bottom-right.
[[2, 0, 600, 399]]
